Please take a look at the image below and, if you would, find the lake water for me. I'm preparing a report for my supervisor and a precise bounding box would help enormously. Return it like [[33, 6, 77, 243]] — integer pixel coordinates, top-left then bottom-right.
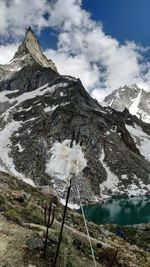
[[82, 197, 150, 225]]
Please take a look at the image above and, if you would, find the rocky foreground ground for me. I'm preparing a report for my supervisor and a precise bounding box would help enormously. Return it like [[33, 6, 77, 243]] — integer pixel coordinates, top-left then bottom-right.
[[0, 172, 150, 267]]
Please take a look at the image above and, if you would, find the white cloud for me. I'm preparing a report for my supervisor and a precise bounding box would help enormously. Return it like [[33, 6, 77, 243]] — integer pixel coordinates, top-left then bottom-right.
[[44, 0, 150, 100], [0, 43, 19, 64], [0, 0, 50, 39], [45, 49, 100, 90], [0, 0, 150, 101]]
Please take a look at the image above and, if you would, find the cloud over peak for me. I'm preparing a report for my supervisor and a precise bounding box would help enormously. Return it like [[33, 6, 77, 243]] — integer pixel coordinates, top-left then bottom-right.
[[0, 0, 51, 40]]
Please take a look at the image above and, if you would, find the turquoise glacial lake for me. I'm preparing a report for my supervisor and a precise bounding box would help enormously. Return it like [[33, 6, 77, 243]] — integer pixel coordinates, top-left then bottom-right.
[[83, 197, 150, 225]]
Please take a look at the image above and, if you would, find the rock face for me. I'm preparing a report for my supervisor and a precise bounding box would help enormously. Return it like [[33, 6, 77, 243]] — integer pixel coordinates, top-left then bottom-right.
[[0, 29, 150, 204], [103, 84, 150, 123], [13, 27, 58, 72], [0, 27, 58, 85]]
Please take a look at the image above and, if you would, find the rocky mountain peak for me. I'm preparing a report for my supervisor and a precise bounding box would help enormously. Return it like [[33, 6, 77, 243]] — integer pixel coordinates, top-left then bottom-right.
[[13, 27, 58, 72], [0, 27, 58, 84]]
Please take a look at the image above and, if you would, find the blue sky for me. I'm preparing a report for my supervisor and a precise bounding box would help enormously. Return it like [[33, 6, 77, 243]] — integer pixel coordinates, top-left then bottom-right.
[[83, 0, 150, 47], [40, 0, 150, 50], [0, 0, 150, 100]]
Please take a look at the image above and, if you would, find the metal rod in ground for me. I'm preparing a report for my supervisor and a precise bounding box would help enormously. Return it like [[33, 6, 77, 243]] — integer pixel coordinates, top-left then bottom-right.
[[53, 179, 72, 267], [43, 202, 52, 258]]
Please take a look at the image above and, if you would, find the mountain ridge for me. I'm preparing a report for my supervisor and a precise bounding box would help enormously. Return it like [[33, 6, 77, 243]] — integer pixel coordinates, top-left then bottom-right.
[[0, 29, 150, 205]]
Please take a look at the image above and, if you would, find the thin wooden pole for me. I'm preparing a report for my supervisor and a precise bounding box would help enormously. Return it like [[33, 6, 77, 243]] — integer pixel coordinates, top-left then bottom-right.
[[53, 129, 78, 266], [44, 197, 57, 258], [53, 179, 72, 267]]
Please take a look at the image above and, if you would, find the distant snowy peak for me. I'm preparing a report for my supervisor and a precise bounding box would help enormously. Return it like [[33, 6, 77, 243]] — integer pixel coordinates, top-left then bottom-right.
[[103, 85, 150, 124]]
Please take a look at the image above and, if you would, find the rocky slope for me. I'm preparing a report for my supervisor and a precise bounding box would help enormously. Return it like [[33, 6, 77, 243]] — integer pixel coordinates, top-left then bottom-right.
[[0, 171, 150, 267], [0, 29, 150, 205], [103, 84, 150, 124]]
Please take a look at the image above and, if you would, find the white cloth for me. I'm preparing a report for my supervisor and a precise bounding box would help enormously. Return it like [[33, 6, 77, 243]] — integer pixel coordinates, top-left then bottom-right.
[[46, 140, 87, 183]]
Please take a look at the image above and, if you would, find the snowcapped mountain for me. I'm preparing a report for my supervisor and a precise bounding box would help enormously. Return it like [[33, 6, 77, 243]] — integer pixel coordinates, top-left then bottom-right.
[[103, 84, 150, 123], [0, 28, 150, 205]]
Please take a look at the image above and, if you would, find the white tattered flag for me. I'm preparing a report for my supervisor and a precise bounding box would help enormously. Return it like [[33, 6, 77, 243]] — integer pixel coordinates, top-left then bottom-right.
[[46, 140, 87, 183]]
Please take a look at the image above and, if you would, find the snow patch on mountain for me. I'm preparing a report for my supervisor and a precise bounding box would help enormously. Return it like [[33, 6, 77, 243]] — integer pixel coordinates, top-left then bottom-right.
[[15, 82, 68, 105], [44, 102, 69, 113], [0, 120, 35, 186], [1, 82, 68, 121], [135, 110, 150, 124], [60, 198, 80, 210], [15, 142, 24, 153], [99, 149, 119, 199], [0, 120, 21, 176], [99, 149, 150, 198], [0, 90, 18, 103], [0, 54, 34, 83], [44, 105, 58, 113], [126, 173, 150, 197], [127, 182, 150, 197], [126, 124, 150, 162], [129, 90, 142, 115]]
